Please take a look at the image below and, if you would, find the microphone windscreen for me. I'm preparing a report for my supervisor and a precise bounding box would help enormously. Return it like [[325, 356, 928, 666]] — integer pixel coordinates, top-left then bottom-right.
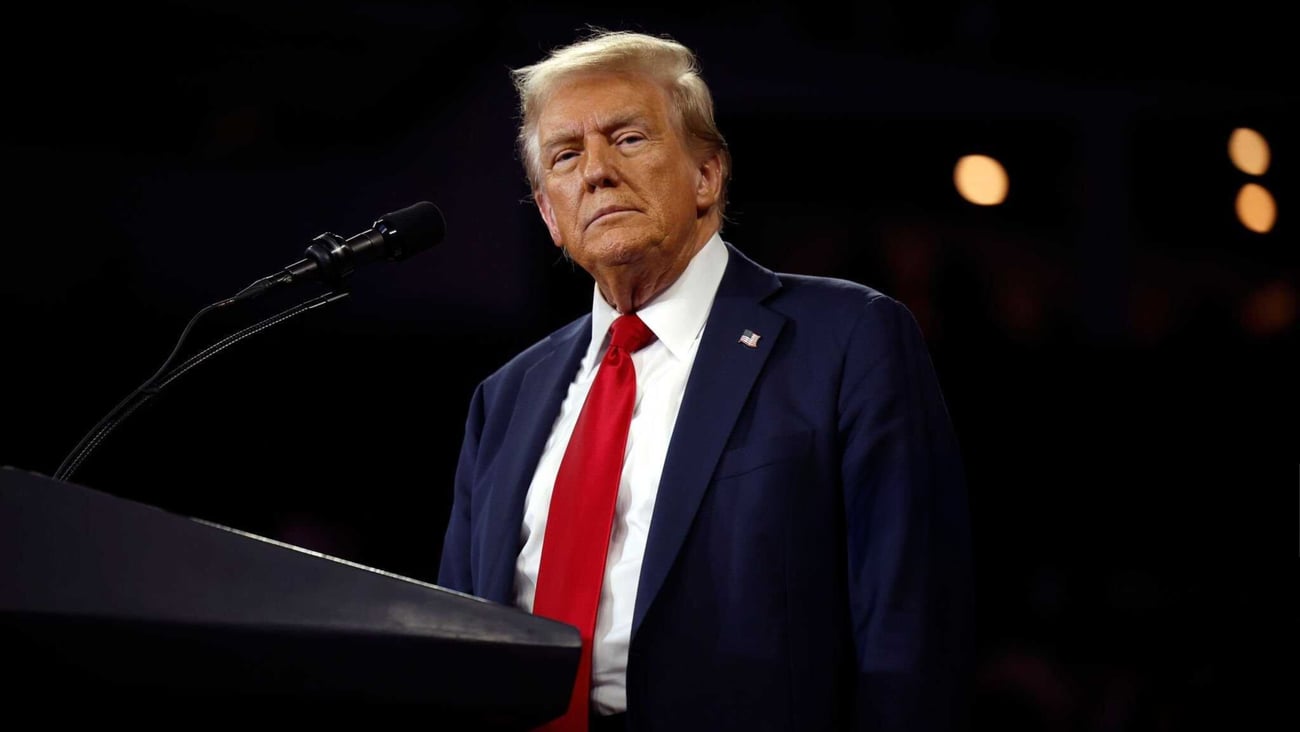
[[377, 201, 446, 259]]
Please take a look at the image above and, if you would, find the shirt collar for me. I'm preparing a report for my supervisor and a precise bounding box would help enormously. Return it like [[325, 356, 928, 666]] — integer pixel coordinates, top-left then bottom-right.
[[588, 231, 729, 366]]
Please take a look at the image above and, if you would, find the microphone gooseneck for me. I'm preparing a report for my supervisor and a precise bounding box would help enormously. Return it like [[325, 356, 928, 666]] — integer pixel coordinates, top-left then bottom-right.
[[53, 201, 446, 483]]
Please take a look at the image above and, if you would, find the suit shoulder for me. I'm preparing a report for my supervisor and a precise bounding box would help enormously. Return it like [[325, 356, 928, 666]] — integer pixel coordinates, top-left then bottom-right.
[[721, 240, 910, 325], [765, 272, 933, 359], [772, 271, 907, 318]]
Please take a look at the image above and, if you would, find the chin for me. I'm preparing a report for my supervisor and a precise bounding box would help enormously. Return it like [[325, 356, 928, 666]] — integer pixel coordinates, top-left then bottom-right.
[[579, 230, 657, 268]]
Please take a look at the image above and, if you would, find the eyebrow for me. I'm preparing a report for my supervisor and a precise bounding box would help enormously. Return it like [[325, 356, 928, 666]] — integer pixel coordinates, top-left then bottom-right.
[[540, 110, 651, 156]]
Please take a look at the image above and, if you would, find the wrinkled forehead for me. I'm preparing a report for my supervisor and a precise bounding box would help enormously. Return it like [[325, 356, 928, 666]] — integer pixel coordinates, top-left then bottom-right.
[[534, 70, 677, 134]]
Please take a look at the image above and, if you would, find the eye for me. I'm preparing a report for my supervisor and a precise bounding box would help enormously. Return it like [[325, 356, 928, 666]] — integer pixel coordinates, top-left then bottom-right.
[[550, 150, 579, 169], [617, 133, 645, 147]]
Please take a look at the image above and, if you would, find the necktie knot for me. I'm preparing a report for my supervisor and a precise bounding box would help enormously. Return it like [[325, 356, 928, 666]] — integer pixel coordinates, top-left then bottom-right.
[[609, 314, 657, 353]]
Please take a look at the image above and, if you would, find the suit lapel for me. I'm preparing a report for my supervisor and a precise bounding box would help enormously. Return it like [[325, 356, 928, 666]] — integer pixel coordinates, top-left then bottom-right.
[[632, 245, 784, 633], [477, 317, 591, 603]]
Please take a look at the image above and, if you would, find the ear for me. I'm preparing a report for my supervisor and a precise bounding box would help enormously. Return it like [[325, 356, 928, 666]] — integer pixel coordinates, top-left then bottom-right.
[[694, 152, 724, 213], [534, 190, 563, 246]]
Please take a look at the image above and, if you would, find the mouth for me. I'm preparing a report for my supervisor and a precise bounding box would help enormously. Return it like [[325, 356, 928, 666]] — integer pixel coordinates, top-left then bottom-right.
[[586, 206, 636, 228]]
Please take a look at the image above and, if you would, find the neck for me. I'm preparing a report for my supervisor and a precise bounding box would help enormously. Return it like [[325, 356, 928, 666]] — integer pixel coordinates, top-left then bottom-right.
[[595, 221, 717, 313]]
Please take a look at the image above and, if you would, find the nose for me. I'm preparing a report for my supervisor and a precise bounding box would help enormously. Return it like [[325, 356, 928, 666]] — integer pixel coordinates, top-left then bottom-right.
[[581, 138, 619, 189]]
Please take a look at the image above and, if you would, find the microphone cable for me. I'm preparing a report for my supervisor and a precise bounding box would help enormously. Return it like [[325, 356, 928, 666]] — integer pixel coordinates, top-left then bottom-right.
[[53, 287, 348, 483]]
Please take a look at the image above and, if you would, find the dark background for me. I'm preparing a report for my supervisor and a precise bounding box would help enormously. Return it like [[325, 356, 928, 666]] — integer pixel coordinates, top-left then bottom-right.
[[2, 1, 1294, 729]]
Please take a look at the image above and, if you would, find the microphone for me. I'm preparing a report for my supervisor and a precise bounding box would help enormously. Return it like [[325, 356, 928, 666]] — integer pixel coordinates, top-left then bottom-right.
[[232, 201, 446, 302], [286, 200, 446, 286]]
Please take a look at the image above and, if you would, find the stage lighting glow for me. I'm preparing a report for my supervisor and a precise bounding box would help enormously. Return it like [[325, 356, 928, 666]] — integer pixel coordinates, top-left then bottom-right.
[[1241, 280, 1296, 337], [1228, 127, 1270, 175], [1235, 182, 1276, 233], [954, 154, 1008, 206]]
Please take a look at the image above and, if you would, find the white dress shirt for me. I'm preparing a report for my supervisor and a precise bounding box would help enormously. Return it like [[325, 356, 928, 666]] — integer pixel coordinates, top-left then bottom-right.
[[513, 232, 729, 714]]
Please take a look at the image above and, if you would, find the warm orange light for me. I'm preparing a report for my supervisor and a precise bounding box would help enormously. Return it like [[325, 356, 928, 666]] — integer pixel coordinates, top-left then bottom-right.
[[954, 154, 1008, 206], [1235, 183, 1277, 233], [1241, 280, 1296, 337], [1228, 127, 1270, 175]]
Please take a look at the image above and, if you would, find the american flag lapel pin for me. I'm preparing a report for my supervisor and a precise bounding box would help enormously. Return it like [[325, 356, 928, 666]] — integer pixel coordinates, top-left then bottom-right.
[[738, 329, 761, 348]]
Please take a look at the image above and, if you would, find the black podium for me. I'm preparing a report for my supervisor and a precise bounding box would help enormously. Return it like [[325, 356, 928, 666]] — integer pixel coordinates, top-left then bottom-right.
[[0, 466, 580, 727]]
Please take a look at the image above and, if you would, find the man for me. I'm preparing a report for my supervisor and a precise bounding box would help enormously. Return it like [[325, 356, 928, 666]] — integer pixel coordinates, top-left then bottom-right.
[[438, 29, 973, 732]]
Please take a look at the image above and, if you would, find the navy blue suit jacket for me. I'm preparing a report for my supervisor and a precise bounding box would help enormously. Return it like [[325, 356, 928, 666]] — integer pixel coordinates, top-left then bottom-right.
[[438, 242, 973, 731]]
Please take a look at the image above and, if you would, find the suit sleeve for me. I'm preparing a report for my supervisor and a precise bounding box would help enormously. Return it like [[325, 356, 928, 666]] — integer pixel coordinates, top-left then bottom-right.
[[437, 380, 487, 594], [838, 294, 975, 732]]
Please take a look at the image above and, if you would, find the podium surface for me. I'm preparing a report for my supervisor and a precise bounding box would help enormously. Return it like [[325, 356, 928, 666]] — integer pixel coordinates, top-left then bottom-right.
[[0, 466, 580, 727]]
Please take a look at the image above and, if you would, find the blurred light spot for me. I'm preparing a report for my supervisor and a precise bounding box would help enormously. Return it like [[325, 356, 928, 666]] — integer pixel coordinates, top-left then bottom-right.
[[1228, 127, 1270, 175], [1235, 183, 1277, 233], [1240, 280, 1296, 337], [954, 154, 1009, 205]]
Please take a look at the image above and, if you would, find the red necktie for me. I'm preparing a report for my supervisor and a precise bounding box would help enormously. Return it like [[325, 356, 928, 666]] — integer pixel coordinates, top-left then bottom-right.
[[532, 313, 657, 732]]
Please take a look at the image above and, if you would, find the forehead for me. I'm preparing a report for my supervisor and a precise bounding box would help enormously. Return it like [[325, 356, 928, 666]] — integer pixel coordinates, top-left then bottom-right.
[[537, 71, 673, 135]]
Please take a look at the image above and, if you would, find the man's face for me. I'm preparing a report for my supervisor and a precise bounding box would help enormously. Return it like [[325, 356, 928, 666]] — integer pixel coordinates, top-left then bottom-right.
[[533, 72, 719, 284]]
